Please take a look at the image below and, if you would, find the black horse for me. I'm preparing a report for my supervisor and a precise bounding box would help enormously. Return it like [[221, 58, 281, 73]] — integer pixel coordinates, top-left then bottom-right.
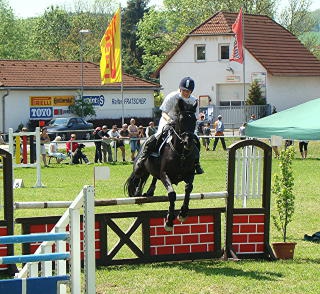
[[124, 99, 198, 231]]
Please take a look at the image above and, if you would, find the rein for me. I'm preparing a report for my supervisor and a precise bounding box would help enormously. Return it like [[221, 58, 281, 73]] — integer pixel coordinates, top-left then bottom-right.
[[167, 125, 195, 162]]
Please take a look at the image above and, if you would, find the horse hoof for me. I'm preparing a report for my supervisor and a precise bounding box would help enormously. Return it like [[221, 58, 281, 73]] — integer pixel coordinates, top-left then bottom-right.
[[178, 214, 188, 223], [164, 223, 173, 232]]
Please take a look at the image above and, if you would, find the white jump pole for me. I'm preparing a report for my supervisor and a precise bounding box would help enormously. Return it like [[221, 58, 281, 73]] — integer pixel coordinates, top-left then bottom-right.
[[8, 127, 44, 188]]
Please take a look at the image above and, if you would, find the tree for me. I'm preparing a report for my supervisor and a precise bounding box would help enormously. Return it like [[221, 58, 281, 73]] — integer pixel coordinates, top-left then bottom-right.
[[32, 6, 72, 60], [69, 94, 96, 118], [272, 147, 295, 242], [278, 0, 315, 36], [246, 80, 266, 105], [121, 0, 149, 77], [0, 0, 24, 59], [299, 32, 320, 59]]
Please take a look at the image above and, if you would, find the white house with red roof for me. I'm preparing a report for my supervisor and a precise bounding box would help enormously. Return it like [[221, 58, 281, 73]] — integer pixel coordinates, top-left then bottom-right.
[[0, 60, 160, 133], [155, 11, 320, 122]]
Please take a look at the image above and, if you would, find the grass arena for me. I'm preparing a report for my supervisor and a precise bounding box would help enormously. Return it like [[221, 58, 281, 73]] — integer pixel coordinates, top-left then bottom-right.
[[0, 137, 320, 293]]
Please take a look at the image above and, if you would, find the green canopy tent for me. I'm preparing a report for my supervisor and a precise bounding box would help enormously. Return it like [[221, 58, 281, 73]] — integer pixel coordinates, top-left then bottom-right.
[[246, 98, 320, 140]]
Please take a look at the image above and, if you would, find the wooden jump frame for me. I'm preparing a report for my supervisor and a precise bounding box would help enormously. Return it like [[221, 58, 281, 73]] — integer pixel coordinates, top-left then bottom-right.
[[1, 139, 276, 272]]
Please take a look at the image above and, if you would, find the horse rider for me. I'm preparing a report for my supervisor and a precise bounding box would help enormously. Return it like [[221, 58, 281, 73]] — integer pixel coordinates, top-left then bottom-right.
[[136, 76, 204, 174]]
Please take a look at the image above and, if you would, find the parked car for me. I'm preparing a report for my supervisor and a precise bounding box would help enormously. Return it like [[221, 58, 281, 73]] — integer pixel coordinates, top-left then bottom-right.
[[46, 117, 93, 140]]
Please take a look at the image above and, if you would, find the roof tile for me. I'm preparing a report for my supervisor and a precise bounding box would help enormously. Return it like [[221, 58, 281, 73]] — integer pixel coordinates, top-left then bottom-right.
[[0, 60, 160, 88], [156, 11, 320, 76]]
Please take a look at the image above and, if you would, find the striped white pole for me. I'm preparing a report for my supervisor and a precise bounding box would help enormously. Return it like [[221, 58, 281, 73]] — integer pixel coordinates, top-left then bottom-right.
[[14, 191, 228, 209]]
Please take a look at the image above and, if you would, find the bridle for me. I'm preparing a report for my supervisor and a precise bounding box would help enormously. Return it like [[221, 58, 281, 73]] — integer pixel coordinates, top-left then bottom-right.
[[166, 110, 196, 160]]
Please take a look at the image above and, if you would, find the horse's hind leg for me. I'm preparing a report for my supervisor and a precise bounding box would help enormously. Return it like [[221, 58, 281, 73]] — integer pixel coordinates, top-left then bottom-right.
[[143, 176, 157, 197], [178, 181, 193, 222], [165, 191, 176, 231]]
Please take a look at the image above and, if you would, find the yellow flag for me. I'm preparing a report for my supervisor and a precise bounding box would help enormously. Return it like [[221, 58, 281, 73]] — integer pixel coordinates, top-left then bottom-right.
[[100, 8, 122, 84]]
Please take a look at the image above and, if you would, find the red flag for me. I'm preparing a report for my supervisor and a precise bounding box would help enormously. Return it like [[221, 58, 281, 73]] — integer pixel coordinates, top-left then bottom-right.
[[230, 8, 244, 64]]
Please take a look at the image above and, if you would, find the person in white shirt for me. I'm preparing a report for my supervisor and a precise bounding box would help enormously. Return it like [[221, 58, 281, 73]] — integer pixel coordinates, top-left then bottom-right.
[[48, 136, 67, 163], [136, 77, 204, 174], [108, 125, 126, 162]]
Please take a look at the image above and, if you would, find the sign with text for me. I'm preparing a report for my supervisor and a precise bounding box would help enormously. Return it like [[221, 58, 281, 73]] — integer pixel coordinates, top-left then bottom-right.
[[111, 97, 147, 105], [30, 107, 53, 119], [30, 96, 52, 106], [30, 96, 75, 107], [52, 96, 75, 106], [83, 95, 105, 106]]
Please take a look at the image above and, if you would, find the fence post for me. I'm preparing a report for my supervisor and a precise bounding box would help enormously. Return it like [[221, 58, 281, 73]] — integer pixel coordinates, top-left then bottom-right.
[[69, 206, 81, 294], [83, 185, 96, 294]]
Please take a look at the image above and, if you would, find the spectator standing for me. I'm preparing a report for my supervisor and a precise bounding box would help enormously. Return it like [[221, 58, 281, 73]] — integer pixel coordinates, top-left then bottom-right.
[[270, 135, 281, 158], [40, 127, 50, 167], [196, 113, 205, 136], [146, 121, 156, 138], [285, 140, 293, 149], [48, 136, 67, 163], [128, 119, 139, 161], [93, 127, 102, 163], [248, 114, 256, 123], [120, 123, 129, 160], [108, 125, 126, 162], [98, 125, 113, 163], [137, 125, 145, 151], [203, 122, 211, 151], [239, 122, 247, 140], [197, 113, 206, 148], [212, 115, 227, 151], [299, 140, 309, 159]]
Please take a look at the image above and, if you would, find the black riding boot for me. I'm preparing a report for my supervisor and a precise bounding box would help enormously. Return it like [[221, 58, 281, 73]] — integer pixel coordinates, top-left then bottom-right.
[[194, 135, 204, 175], [136, 135, 158, 168]]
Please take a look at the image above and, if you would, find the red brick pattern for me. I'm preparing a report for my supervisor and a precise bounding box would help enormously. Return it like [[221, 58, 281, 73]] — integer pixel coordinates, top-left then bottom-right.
[[0, 226, 8, 269], [232, 214, 265, 254], [149, 215, 215, 255], [28, 222, 101, 259]]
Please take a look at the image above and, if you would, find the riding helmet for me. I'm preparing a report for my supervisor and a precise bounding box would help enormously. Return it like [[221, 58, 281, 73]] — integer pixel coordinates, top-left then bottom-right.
[[179, 77, 195, 92]]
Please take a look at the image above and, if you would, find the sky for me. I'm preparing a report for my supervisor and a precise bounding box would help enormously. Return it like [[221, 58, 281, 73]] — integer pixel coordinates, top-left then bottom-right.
[[6, 0, 320, 19], [7, 0, 161, 18]]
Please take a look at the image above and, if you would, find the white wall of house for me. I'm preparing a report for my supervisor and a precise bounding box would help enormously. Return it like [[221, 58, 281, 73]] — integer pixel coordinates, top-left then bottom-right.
[[160, 35, 266, 105], [1, 89, 154, 132], [160, 35, 320, 112], [267, 76, 320, 111]]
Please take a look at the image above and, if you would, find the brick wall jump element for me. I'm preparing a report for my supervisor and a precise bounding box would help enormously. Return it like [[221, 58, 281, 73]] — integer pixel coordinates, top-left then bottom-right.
[[232, 213, 265, 254], [225, 140, 276, 261], [17, 208, 224, 266]]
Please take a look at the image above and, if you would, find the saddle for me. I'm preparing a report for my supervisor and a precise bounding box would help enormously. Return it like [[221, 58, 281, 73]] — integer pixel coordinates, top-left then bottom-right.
[[149, 126, 173, 158]]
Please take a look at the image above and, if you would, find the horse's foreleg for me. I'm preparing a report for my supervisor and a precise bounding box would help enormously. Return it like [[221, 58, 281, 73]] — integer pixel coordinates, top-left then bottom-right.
[[165, 191, 176, 231], [160, 173, 176, 232], [143, 176, 157, 197], [178, 178, 194, 222]]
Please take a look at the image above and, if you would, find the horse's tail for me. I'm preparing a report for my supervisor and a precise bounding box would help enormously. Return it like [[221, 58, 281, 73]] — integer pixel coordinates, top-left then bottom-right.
[[124, 171, 148, 197]]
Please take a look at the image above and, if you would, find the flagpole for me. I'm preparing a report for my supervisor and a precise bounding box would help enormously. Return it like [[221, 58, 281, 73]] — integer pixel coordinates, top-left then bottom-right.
[[242, 8, 246, 121], [119, 6, 124, 125]]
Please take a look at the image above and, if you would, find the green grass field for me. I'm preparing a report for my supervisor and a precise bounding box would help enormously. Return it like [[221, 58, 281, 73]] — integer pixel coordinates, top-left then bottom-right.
[[4, 138, 320, 293]]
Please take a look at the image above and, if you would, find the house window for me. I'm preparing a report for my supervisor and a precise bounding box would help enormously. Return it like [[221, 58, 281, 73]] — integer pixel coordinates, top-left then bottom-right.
[[219, 44, 230, 60], [195, 45, 206, 61], [220, 101, 244, 106]]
